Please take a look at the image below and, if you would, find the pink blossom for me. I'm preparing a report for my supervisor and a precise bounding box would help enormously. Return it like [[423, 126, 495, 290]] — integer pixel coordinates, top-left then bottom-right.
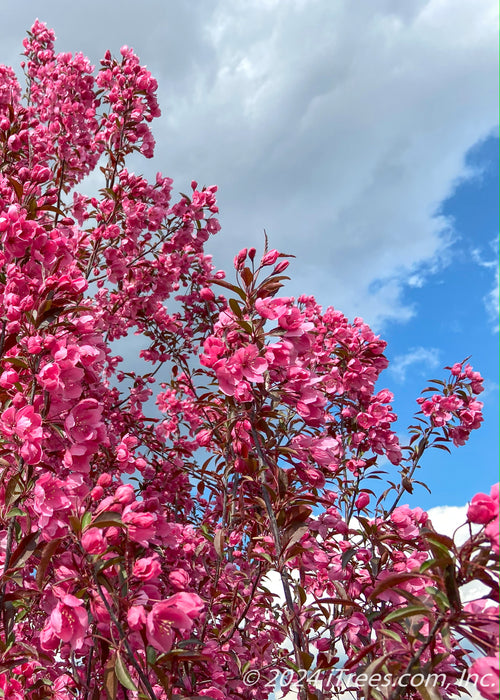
[[261, 249, 280, 266], [0, 674, 23, 700], [33, 473, 71, 518], [333, 612, 370, 645], [199, 689, 225, 700], [122, 508, 157, 545], [166, 591, 204, 620], [37, 362, 61, 391], [255, 297, 289, 320], [468, 492, 498, 525], [146, 594, 204, 653], [0, 369, 19, 388], [355, 492, 370, 509], [133, 555, 161, 580], [199, 336, 226, 368], [53, 675, 76, 700], [40, 622, 60, 652], [49, 595, 88, 650], [169, 569, 190, 589], [128, 605, 146, 630], [81, 528, 107, 555], [232, 345, 268, 383], [64, 398, 103, 443], [469, 655, 499, 700], [114, 484, 135, 504], [146, 605, 177, 653]]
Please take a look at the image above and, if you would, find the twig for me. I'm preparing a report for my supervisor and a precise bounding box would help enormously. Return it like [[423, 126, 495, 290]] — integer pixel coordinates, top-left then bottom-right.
[[389, 615, 445, 700], [250, 423, 309, 700], [91, 569, 158, 700]]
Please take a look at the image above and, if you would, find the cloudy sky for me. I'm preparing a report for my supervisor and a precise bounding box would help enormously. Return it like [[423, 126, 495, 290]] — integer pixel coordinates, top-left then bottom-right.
[[2, 1, 498, 511]]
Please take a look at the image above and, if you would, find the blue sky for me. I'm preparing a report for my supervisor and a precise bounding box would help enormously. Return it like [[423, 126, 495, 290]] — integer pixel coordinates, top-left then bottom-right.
[[383, 135, 499, 509], [2, 0, 498, 516]]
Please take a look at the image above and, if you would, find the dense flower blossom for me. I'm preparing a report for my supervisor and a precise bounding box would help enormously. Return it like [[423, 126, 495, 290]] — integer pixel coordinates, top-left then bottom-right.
[[0, 22, 495, 700]]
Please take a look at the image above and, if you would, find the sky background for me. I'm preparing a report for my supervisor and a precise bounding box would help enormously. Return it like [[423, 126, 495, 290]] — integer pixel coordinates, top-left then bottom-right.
[[1, 0, 498, 514]]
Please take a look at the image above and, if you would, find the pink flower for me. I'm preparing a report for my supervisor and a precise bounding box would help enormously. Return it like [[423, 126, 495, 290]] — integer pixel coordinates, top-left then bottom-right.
[[146, 603, 182, 653], [146, 593, 203, 653], [13, 405, 42, 438], [168, 569, 190, 589], [234, 248, 247, 269], [146, 592, 205, 651], [485, 515, 499, 554], [468, 492, 498, 525], [355, 492, 370, 509], [391, 505, 424, 539], [0, 369, 19, 388], [133, 555, 161, 580], [114, 484, 135, 504], [37, 362, 61, 391], [0, 674, 23, 700], [33, 473, 71, 518], [196, 429, 212, 447], [199, 336, 225, 368], [1, 405, 43, 464], [122, 508, 156, 545], [127, 605, 146, 630], [64, 398, 103, 443], [333, 612, 370, 645], [232, 345, 268, 384], [81, 528, 107, 555], [166, 592, 204, 620], [261, 249, 279, 266], [213, 360, 240, 396], [199, 689, 225, 699], [53, 675, 76, 700], [49, 594, 89, 650], [40, 622, 60, 652], [469, 655, 499, 700]]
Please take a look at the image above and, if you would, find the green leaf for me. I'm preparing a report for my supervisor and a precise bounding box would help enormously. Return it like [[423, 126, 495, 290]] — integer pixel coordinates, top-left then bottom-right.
[[81, 512, 92, 531], [146, 646, 156, 665], [1, 357, 28, 369], [8, 531, 39, 570], [4, 474, 22, 508], [383, 604, 431, 624], [7, 177, 23, 201], [103, 658, 117, 700], [5, 508, 24, 518], [115, 652, 137, 692], [36, 538, 62, 589], [207, 278, 247, 300], [213, 528, 224, 559], [228, 298, 242, 318], [92, 511, 124, 528], [379, 628, 402, 643], [341, 548, 357, 569], [299, 650, 314, 670]]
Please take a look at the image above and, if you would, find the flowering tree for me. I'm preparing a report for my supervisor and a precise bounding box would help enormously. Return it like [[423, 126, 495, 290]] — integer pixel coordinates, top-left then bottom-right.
[[0, 21, 497, 700]]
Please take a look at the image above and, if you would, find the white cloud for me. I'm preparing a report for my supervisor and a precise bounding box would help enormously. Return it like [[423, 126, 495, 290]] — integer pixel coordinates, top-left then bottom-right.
[[389, 346, 440, 382], [427, 504, 489, 603], [1, 0, 497, 329], [472, 241, 499, 332], [485, 264, 499, 330], [427, 504, 470, 544]]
